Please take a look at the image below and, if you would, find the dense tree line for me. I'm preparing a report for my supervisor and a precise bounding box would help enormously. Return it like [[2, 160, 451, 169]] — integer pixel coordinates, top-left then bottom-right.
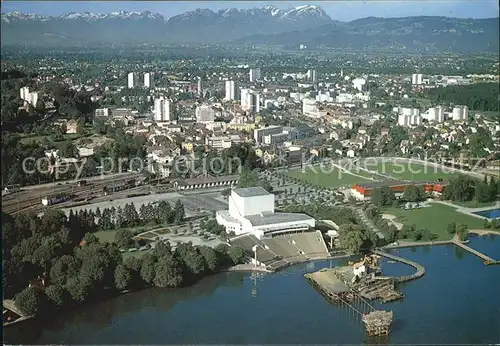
[[2, 209, 245, 318], [444, 175, 498, 203], [427, 83, 499, 112], [73, 200, 185, 236]]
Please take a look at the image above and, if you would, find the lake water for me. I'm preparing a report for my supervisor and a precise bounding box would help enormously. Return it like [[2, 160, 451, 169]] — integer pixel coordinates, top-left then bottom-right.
[[473, 208, 500, 219], [5, 235, 500, 345]]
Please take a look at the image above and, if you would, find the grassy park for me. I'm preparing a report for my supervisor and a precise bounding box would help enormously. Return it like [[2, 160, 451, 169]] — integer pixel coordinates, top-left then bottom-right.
[[286, 166, 371, 189], [375, 162, 459, 182], [383, 204, 485, 241]]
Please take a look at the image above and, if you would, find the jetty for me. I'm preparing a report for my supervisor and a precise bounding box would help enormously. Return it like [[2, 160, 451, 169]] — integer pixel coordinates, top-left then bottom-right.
[[453, 239, 500, 265], [372, 249, 426, 283], [384, 234, 500, 266]]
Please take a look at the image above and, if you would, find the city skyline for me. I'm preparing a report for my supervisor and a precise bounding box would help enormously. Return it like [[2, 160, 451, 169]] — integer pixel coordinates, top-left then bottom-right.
[[1, 1, 498, 21]]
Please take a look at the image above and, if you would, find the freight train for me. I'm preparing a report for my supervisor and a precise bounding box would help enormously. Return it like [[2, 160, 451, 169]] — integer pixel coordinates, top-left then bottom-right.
[[103, 179, 136, 195], [41, 193, 72, 206]]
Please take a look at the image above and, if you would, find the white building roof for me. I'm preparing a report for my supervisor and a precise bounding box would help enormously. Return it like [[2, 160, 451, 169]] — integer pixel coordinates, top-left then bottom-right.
[[245, 212, 313, 227], [233, 187, 270, 198]]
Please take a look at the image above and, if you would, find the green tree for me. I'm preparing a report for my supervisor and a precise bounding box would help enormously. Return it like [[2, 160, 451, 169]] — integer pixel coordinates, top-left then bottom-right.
[[403, 185, 424, 202], [457, 224, 469, 241], [198, 246, 219, 272], [83, 233, 99, 245], [443, 175, 475, 202], [66, 276, 92, 303], [474, 180, 491, 203], [115, 229, 135, 250], [114, 264, 132, 291], [176, 245, 206, 276], [227, 245, 245, 265], [173, 199, 185, 224], [50, 255, 80, 286], [15, 287, 44, 316], [45, 285, 68, 309], [237, 167, 272, 192], [338, 223, 374, 253], [489, 177, 498, 200], [140, 255, 156, 284], [153, 255, 184, 288], [447, 222, 457, 234]]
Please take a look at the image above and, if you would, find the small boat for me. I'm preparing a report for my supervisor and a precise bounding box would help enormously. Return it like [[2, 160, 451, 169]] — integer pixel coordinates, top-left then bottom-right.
[[387, 260, 396, 264]]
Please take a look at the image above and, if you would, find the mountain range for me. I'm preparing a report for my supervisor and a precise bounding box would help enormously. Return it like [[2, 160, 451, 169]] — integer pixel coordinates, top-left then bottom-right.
[[1, 5, 498, 53]]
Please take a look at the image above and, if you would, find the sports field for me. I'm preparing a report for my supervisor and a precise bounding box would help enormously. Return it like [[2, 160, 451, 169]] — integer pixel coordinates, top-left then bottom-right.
[[374, 162, 459, 182], [286, 166, 371, 188], [383, 204, 484, 241]]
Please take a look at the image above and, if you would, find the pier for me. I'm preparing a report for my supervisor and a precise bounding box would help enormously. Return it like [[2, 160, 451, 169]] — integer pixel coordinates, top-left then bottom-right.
[[452, 239, 500, 265], [372, 249, 426, 283], [383, 234, 500, 266]]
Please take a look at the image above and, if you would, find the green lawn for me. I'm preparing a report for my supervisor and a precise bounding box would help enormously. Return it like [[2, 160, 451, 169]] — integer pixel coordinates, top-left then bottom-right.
[[286, 166, 371, 188], [375, 163, 459, 182], [122, 249, 152, 260], [383, 204, 485, 240], [94, 230, 117, 243]]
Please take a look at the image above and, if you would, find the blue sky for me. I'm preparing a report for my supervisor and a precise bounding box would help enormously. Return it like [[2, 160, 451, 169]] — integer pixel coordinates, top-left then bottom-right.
[[2, 1, 498, 21]]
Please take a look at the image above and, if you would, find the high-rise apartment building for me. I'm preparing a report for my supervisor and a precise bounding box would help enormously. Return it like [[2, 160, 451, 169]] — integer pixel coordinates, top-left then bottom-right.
[[153, 98, 174, 122], [412, 73, 423, 85], [452, 105, 469, 121], [307, 69, 317, 83], [249, 68, 261, 82], [197, 77, 202, 96], [225, 80, 237, 101], [128, 73, 137, 89], [241, 89, 261, 113], [144, 73, 154, 88], [426, 106, 445, 123], [20, 86, 39, 106]]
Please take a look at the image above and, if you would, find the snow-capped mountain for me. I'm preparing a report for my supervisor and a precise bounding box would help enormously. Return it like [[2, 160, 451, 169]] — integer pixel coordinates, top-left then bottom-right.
[[1, 5, 331, 23], [167, 5, 331, 22], [0, 5, 333, 46], [2, 5, 495, 53]]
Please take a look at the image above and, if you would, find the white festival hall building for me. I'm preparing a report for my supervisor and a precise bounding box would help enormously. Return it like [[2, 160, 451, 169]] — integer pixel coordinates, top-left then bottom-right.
[[216, 187, 315, 240]]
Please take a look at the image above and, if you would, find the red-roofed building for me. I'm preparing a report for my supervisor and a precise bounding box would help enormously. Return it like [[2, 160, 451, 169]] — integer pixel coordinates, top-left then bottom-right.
[[350, 180, 448, 201]]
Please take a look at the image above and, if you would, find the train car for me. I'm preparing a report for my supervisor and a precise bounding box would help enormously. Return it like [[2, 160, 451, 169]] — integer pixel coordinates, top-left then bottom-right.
[[102, 179, 136, 195], [41, 193, 71, 206]]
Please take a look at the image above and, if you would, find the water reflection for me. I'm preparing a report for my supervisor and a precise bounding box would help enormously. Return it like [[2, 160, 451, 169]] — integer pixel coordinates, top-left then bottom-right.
[[5, 272, 245, 344], [454, 246, 467, 260]]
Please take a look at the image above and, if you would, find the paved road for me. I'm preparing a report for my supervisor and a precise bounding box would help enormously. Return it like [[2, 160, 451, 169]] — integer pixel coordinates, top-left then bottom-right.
[[347, 206, 385, 239]]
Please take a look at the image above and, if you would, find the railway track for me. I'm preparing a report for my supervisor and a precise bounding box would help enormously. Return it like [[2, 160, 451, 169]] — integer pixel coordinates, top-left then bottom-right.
[[3, 180, 150, 215]]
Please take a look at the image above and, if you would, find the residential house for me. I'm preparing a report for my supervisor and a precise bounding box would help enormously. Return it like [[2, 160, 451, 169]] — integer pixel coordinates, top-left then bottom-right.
[[66, 119, 78, 134]]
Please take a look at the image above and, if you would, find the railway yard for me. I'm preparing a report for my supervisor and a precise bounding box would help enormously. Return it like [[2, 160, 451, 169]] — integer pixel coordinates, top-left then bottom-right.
[[2, 173, 230, 217]]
